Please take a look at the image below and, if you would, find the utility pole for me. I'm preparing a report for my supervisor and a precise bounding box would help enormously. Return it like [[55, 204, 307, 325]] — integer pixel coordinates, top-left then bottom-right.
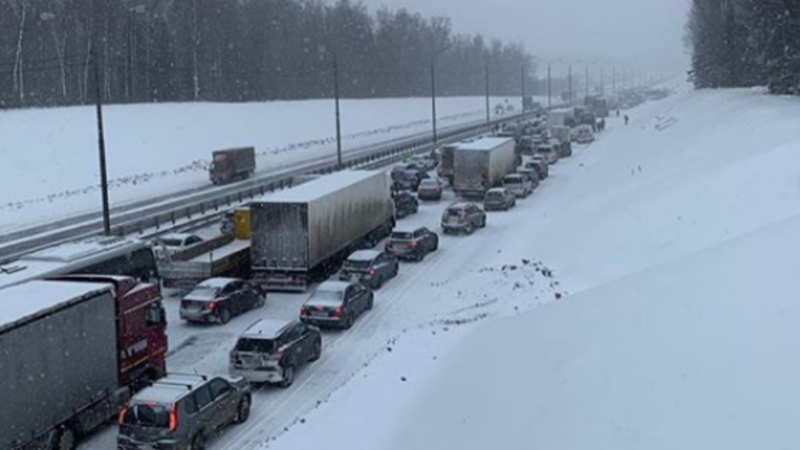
[[585, 65, 589, 98], [521, 65, 526, 111], [430, 57, 438, 149], [568, 65, 573, 106], [92, 19, 111, 235], [485, 62, 490, 125], [333, 53, 343, 169], [547, 65, 552, 108], [600, 67, 605, 96], [612, 66, 616, 94]]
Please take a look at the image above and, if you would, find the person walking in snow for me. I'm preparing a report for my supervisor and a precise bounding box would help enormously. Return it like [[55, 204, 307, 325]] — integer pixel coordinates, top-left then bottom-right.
[[624, 115, 630, 126]]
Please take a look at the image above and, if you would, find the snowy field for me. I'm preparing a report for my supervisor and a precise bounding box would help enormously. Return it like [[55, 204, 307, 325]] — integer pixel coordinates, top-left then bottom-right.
[[254, 85, 800, 450], [0, 96, 523, 233]]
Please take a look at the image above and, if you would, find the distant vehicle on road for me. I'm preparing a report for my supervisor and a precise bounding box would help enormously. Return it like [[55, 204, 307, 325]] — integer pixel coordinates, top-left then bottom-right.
[[453, 137, 517, 198], [118, 374, 252, 450], [536, 143, 560, 165], [179, 278, 265, 324], [417, 178, 443, 201], [525, 157, 550, 180], [441, 202, 487, 235], [484, 187, 517, 211], [154, 233, 204, 258], [301, 281, 374, 330], [385, 227, 439, 262], [393, 190, 419, 219], [229, 319, 322, 387], [210, 147, 256, 185], [409, 154, 437, 171], [516, 168, 540, 190], [340, 250, 399, 289], [503, 173, 534, 199], [575, 125, 596, 144], [1, 277, 167, 450]]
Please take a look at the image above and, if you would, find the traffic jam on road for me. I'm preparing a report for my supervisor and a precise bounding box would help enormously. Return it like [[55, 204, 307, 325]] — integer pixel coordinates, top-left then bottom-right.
[[0, 99, 621, 450]]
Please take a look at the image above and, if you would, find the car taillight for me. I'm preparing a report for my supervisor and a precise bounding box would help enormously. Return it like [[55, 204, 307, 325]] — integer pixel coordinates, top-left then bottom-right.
[[409, 241, 418, 249], [370, 269, 376, 276], [207, 302, 217, 311], [118, 407, 128, 426], [169, 405, 178, 433], [269, 351, 284, 361], [333, 306, 344, 318], [301, 305, 308, 316], [386, 241, 393, 248]]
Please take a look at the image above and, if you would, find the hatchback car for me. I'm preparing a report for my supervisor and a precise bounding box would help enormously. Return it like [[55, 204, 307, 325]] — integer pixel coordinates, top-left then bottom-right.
[[484, 188, 517, 211], [118, 374, 251, 450], [339, 250, 399, 289], [229, 319, 322, 388], [300, 281, 374, 330], [536, 144, 560, 165], [385, 227, 439, 261], [417, 178, 443, 201], [179, 278, 265, 324], [154, 233, 204, 259], [441, 202, 487, 235], [393, 190, 419, 219], [516, 168, 541, 190], [502, 173, 534, 199], [525, 158, 549, 180]]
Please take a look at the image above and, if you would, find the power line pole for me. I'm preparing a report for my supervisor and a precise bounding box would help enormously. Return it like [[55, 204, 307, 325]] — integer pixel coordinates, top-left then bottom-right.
[[600, 67, 605, 96], [333, 53, 343, 169], [92, 17, 111, 235], [585, 65, 589, 98], [568, 65, 573, 106], [612, 66, 616, 94], [547, 65, 552, 108], [485, 62, 490, 125], [431, 56, 438, 149], [521, 65, 526, 111]]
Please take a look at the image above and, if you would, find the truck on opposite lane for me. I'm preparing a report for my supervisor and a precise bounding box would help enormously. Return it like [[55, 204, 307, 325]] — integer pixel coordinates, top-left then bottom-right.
[[251, 170, 396, 291], [210, 147, 257, 185], [0, 277, 168, 450], [452, 137, 518, 198]]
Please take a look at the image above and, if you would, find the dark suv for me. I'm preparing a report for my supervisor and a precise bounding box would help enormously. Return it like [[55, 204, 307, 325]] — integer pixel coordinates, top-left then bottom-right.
[[340, 250, 399, 289], [385, 228, 439, 261], [441, 202, 487, 235], [118, 374, 251, 450], [393, 190, 419, 219], [229, 319, 322, 388]]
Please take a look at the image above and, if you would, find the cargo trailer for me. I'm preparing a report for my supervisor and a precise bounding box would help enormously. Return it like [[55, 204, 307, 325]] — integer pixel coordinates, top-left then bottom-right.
[[452, 137, 517, 198]]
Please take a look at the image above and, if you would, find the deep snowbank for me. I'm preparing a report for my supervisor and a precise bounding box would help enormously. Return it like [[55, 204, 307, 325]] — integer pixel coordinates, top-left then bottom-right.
[[262, 86, 800, 449]]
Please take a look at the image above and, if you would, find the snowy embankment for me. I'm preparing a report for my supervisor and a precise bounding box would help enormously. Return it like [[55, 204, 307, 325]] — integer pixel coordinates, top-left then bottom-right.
[[263, 86, 800, 450], [0, 96, 523, 233]]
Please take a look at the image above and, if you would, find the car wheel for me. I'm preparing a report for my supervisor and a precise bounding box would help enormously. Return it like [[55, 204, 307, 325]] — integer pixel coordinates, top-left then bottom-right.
[[280, 365, 296, 388], [480, 217, 487, 228], [234, 396, 251, 424], [374, 275, 384, 290], [256, 295, 266, 308], [50, 425, 76, 450], [392, 263, 399, 277], [218, 308, 232, 325], [432, 238, 439, 252], [190, 432, 207, 450], [366, 295, 375, 311], [344, 312, 355, 330], [466, 224, 474, 235], [309, 338, 322, 362]]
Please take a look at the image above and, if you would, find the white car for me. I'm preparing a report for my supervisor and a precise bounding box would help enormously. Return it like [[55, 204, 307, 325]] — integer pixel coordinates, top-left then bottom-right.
[[503, 173, 534, 199], [154, 233, 204, 258]]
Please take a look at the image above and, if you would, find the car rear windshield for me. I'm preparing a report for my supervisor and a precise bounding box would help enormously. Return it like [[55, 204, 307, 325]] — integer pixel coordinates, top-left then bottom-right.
[[391, 232, 414, 240], [123, 404, 171, 429], [419, 180, 437, 188], [161, 238, 183, 247], [345, 260, 372, 271], [445, 208, 463, 217], [235, 338, 277, 353], [486, 191, 504, 199], [504, 177, 522, 184]]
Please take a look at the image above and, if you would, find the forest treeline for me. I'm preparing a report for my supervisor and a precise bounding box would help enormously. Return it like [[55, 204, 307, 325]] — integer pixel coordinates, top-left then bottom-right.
[[0, 0, 536, 108], [686, 0, 800, 94]]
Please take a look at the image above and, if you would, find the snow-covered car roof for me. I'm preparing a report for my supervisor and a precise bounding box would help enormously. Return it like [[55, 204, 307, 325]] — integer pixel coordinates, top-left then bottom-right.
[[347, 250, 382, 262], [241, 319, 295, 340]]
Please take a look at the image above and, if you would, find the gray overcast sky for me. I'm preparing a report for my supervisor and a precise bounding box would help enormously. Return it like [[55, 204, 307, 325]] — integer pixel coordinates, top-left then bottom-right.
[[359, 0, 690, 77]]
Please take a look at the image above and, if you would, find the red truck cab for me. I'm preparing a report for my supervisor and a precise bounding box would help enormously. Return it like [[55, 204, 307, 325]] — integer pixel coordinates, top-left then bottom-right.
[[53, 275, 168, 388]]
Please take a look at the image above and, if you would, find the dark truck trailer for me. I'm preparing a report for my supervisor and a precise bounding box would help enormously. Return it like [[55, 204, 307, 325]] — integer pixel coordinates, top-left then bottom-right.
[[0, 277, 168, 450], [251, 170, 396, 291], [210, 147, 256, 185]]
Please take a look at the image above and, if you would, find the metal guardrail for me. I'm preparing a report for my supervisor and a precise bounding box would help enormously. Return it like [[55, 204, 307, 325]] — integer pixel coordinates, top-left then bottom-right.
[[111, 112, 534, 239]]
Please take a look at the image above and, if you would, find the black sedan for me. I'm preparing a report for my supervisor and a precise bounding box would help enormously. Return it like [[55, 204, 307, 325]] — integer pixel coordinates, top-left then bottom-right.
[[300, 281, 374, 330], [179, 278, 265, 324]]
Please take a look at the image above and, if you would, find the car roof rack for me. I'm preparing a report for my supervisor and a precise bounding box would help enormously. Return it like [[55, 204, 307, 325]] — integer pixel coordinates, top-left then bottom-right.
[[153, 381, 194, 391]]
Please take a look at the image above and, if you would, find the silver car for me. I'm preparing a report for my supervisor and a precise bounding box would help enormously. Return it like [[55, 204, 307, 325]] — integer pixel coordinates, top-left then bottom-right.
[[118, 374, 251, 450]]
